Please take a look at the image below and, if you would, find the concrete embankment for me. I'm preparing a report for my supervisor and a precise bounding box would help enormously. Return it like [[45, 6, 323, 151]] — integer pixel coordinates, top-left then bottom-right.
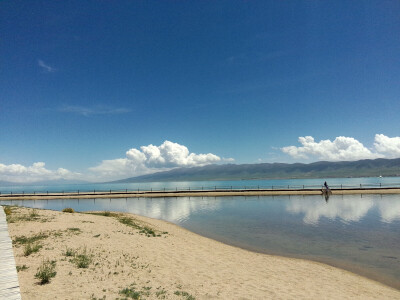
[[0, 206, 21, 300], [1, 188, 400, 200]]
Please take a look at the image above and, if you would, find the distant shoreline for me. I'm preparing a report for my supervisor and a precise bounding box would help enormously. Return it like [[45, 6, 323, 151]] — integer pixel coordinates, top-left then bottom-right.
[[110, 174, 400, 183], [1, 187, 400, 200]]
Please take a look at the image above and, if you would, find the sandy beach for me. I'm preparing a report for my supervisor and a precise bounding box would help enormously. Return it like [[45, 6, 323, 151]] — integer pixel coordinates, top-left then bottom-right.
[[5, 206, 400, 299]]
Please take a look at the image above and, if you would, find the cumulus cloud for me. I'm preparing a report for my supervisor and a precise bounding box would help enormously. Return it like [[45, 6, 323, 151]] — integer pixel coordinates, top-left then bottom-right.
[[89, 140, 221, 181], [373, 134, 400, 158], [38, 59, 56, 72], [282, 134, 400, 161], [0, 162, 80, 183]]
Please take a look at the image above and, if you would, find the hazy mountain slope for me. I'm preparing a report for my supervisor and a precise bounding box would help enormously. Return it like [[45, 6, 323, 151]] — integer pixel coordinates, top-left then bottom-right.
[[111, 158, 400, 183]]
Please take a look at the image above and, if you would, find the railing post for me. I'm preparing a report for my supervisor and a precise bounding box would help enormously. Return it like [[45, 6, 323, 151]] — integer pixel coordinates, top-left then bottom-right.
[[78, 190, 79, 194]]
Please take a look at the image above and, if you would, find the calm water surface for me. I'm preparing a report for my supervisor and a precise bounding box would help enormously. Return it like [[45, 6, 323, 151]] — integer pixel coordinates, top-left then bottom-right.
[[2, 176, 400, 193], [2, 194, 400, 289]]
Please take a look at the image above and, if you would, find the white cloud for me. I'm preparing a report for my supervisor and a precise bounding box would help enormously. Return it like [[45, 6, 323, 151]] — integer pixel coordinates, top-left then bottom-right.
[[38, 59, 56, 72], [126, 149, 146, 163], [89, 140, 221, 181], [1, 141, 222, 183], [223, 157, 235, 162], [373, 134, 400, 158], [59, 105, 131, 116], [0, 162, 79, 183], [282, 134, 400, 161]]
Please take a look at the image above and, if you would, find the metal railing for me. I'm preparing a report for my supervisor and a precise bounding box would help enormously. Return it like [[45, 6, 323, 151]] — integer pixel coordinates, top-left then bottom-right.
[[1, 182, 400, 196]]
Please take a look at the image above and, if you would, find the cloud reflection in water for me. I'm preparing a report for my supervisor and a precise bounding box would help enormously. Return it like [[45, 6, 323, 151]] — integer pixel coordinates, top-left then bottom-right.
[[376, 198, 400, 223], [86, 197, 222, 223], [286, 196, 374, 225]]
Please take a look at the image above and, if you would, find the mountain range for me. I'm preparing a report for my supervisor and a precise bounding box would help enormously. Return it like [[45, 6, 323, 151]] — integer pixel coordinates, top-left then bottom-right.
[[111, 158, 400, 183]]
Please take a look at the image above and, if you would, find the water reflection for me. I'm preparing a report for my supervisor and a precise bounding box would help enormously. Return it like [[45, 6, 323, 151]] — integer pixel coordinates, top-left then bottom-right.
[[2, 194, 400, 289], [23, 197, 222, 223], [376, 198, 400, 223], [4, 194, 400, 226], [285, 194, 400, 225], [120, 197, 222, 223], [286, 196, 374, 225]]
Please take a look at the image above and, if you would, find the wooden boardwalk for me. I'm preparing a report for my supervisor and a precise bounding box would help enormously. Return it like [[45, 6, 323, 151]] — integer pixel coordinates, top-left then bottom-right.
[[0, 206, 21, 300]]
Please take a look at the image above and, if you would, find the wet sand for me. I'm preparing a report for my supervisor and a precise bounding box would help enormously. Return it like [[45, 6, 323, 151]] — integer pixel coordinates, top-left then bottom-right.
[[6, 206, 400, 299]]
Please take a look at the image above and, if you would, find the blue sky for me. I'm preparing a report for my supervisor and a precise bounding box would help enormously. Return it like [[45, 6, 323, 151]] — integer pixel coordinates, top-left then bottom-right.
[[1, 1, 400, 182]]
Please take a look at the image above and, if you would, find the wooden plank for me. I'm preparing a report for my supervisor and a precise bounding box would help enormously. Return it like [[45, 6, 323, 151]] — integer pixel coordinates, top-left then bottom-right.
[[0, 206, 21, 300]]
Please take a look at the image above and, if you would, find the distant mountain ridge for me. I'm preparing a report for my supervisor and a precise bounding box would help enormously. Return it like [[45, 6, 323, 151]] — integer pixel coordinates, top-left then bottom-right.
[[111, 158, 400, 183]]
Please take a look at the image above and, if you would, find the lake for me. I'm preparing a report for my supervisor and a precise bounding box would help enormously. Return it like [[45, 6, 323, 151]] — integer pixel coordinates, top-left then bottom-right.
[[2, 176, 400, 194], [1, 193, 400, 289]]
